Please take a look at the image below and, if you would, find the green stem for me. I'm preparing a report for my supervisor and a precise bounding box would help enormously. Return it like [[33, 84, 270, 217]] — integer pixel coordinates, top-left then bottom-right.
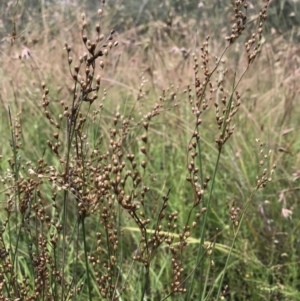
[[186, 149, 221, 300], [82, 217, 93, 301], [213, 187, 258, 301], [141, 265, 150, 301]]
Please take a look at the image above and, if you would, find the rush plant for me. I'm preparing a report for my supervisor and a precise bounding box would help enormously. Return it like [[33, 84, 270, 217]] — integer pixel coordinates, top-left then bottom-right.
[[0, 1, 281, 301]]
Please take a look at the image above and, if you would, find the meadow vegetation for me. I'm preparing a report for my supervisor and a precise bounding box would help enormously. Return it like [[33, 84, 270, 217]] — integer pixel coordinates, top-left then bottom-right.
[[0, 0, 300, 300]]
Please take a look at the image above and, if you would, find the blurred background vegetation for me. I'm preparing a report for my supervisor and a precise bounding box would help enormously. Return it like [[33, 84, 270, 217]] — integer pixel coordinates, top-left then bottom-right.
[[1, 0, 300, 42]]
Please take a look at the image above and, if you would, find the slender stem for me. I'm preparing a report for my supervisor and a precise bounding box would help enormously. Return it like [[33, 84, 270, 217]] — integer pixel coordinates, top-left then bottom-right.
[[187, 150, 221, 300], [82, 217, 92, 301], [7, 107, 21, 296], [141, 264, 150, 301], [213, 187, 258, 301]]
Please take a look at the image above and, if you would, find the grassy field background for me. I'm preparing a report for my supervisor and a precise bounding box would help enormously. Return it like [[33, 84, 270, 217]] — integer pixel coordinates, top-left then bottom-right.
[[0, 0, 300, 300]]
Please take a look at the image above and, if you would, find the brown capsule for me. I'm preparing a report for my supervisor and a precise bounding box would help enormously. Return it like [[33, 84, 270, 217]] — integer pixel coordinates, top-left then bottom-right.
[[140, 146, 147, 155]]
